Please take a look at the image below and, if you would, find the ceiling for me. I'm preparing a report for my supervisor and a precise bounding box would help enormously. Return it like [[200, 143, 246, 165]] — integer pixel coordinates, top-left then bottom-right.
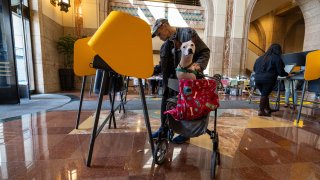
[[251, 0, 297, 22]]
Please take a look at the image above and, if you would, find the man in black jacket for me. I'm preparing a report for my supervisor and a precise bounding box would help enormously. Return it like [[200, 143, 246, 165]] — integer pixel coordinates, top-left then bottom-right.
[[151, 18, 210, 143], [253, 44, 288, 116]]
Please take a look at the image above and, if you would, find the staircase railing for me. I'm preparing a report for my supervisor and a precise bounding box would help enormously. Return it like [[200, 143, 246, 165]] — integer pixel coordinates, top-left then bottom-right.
[[248, 39, 265, 56]]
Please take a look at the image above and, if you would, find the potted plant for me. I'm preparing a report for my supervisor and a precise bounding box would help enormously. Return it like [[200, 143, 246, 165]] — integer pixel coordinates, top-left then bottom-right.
[[57, 34, 78, 90]]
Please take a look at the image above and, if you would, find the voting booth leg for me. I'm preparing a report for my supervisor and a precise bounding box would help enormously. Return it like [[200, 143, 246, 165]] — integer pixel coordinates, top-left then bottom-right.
[[89, 76, 94, 96], [108, 75, 117, 129], [296, 81, 307, 125], [86, 71, 107, 167], [118, 76, 126, 113], [119, 91, 126, 114], [138, 78, 155, 155], [124, 76, 130, 102], [76, 76, 87, 129]]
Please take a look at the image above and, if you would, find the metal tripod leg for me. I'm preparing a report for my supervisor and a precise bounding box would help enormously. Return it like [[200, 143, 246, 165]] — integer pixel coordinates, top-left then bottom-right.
[[296, 81, 307, 124], [89, 76, 94, 96], [108, 74, 117, 129], [124, 76, 130, 102], [119, 90, 126, 113], [138, 78, 155, 155], [86, 71, 107, 167], [76, 76, 87, 129]]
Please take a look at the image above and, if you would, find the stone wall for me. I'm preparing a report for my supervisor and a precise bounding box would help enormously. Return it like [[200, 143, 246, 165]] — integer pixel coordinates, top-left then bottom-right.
[[63, 27, 97, 90], [30, 0, 44, 93], [296, 0, 320, 51], [241, 0, 319, 75], [30, 0, 64, 93], [30, 0, 320, 93], [284, 21, 305, 53]]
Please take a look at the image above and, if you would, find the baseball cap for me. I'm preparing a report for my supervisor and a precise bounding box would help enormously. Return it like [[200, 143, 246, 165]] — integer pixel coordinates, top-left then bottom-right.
[[151, 18, 168, 38]]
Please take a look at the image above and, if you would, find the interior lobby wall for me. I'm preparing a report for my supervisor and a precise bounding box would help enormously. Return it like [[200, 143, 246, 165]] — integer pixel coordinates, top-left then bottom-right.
[[202, 0, 247, 77], [29, 0, 320, 93], [242, 0, 320, 74], [229, 0, 246, 76], [245, 11, 305, 71], [284, 22, 305, 53], [30, 0, 100, 92], [297, 0, 320, 51], [30, 0, 64, 93]]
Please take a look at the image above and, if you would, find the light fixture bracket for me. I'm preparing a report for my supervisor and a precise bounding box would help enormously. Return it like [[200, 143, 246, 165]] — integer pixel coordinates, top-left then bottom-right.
[[51, 0, 71, 13]]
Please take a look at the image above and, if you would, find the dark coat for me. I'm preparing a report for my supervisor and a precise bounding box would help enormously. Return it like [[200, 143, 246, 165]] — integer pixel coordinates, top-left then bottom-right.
[[157, 27, 210, 89], [254, 44, 288, 83]]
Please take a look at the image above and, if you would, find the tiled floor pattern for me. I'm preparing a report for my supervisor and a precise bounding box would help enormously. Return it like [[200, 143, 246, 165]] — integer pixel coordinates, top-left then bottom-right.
[[0, 92, 319, 179]]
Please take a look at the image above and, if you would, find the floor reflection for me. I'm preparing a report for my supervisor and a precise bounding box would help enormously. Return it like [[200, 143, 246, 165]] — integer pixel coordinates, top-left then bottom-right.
[[0, 102, 319, 179]]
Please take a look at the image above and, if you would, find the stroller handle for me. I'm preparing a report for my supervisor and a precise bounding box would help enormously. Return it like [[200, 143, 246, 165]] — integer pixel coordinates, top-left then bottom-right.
[[168, 76, 220, 93]]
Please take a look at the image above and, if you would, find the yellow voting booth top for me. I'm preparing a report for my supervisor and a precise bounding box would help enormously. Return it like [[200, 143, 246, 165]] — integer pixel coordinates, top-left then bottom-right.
[[74, 37, 96, 76], [88, 11, 153, 79], [305, 50, 320, 81]]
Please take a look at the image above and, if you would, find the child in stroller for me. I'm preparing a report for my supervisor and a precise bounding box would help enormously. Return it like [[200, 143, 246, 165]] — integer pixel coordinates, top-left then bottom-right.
[[153, 77, 221, 178]]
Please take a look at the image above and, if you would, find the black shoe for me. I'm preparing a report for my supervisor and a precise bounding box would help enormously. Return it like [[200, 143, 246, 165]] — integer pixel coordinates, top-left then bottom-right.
[[258, 110, 271, 117], [152, 127, 167, 139], [172, 135, 190, 144], [265, 108, 276, 115]]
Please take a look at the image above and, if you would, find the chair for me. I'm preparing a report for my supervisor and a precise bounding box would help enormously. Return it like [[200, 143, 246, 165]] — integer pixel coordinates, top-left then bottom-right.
[[294, 50, 320, 127], [85, 11, 154, 166], [73, 37, 96, 129]]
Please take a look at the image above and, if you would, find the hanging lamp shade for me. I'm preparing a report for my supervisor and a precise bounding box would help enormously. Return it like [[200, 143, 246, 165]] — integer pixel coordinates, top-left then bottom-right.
[[88, 11, 153, 79], [73, 37, 96, 76]]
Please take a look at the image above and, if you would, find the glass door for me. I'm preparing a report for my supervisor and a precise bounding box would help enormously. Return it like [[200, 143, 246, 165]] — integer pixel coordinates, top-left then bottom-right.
[[11, 0, 35, 98], [0, 0, 19, 104]]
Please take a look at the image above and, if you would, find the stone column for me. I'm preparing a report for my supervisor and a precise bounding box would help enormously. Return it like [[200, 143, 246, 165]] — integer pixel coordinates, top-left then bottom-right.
[[229, 0, 246, 76], [204, 0, 226, 76], [296, 0, 320, 50], [30, 0, 45, 93], [99, 0, 109, 25]]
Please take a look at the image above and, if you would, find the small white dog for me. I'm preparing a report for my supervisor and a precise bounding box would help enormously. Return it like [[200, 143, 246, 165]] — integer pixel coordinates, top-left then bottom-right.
[[176, 40, 197, 80]]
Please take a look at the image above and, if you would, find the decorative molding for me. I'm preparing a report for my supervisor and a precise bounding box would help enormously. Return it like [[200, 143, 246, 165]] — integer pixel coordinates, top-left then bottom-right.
[[222, 0, 234, 76], [108, 0, 205, 29], [74, 0, 83, 37]]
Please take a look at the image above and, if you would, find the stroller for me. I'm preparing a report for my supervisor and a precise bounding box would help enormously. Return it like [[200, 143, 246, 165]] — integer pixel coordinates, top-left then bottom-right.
[[153, 76, 220, 178]]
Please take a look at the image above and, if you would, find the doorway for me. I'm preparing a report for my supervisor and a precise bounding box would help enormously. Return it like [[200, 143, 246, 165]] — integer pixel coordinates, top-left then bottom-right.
[[11, 0, 35, 98], [0, 0, 19, 104]]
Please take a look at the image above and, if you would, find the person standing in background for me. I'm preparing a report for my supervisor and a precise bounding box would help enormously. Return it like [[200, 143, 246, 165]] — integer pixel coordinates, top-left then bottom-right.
[[254, 44, 289, 116]]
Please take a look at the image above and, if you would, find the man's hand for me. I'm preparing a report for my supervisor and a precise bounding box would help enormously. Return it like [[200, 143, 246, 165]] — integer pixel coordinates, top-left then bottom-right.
[[193, 63, 201, 71]]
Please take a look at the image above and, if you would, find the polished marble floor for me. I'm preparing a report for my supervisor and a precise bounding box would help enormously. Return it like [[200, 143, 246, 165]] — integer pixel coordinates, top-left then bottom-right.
[[0, 92, 319, 179]]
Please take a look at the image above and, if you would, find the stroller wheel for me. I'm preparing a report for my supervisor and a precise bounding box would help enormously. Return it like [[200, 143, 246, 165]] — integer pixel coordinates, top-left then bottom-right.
[[210, 151, 219, 179], [154, 140, 168, 164]]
